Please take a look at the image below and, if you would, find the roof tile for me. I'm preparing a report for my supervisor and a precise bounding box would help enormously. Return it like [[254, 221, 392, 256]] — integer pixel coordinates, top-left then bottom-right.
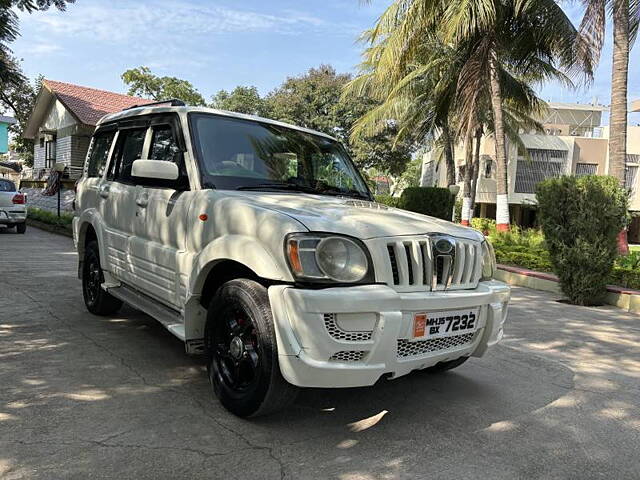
[[43, 79, 154, 126]]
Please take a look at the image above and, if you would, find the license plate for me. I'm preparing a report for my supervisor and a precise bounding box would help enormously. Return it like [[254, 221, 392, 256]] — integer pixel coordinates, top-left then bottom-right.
[[413, 308, 479, 339]]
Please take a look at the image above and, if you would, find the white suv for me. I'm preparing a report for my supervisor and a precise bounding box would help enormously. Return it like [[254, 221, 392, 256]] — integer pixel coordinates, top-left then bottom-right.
[[73, 103, 510, 417]]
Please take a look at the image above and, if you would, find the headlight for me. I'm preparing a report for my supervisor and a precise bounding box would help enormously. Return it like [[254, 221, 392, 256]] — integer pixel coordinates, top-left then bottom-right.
[[481, 239, 496, 280], [285, 233, 374, 284]]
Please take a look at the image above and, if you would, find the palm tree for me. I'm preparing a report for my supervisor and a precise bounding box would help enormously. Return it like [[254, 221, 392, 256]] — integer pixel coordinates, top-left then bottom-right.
[[577, 0, 638, 185], [356, 0, 593, 230]]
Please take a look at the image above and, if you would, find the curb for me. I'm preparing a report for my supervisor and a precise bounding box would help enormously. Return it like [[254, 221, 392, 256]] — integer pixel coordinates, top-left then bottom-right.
[[26, 218, 73, 238], [495, 265, 640, 314]]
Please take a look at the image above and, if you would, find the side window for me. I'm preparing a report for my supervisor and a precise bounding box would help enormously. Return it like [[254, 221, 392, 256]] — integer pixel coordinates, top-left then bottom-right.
[[108, 128, 147, 183], [149, 124, 180, 162], [86, 131, 115, 178]]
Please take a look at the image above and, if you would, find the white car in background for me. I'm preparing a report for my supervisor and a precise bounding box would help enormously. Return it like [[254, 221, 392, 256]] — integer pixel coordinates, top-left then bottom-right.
[[0, 179, 27, 233], [73, 103, 510, 417]]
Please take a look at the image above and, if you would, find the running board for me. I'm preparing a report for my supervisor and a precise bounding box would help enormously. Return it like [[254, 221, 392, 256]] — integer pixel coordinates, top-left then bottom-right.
[[107, 284, 185, 341]]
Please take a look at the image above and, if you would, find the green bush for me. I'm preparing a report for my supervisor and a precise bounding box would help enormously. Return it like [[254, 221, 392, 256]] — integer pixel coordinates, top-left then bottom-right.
[[374, 194, 399, 208], [471, 217, 496, 234], [495, 250, 553, 272], [609, 266, 640, 291], [397, 187, 455, 221], [615, 251, 640, 270], [28, 207, 74, 227], [536, 175, 628, 305]]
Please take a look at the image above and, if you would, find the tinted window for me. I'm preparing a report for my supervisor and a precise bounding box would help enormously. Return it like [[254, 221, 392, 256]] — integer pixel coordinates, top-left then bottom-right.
[[87, 131, 115, 177], [149, 125, 180, 163], [108, 128, 147, 183], [0, 179, 15, 192]]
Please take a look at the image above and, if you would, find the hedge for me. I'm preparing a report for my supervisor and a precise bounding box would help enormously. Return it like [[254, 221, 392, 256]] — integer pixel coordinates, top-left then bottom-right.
[[396, 187, 455, 221]]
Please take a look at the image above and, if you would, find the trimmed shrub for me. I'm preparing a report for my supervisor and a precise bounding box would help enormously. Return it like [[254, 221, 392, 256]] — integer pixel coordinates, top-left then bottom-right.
[[397, 187, 455, 221], [495, 250, 553, 272], [609, 266, 640, 291], [536, 175, 628, 305], [374, 194, 399, 208], [471, 217, 496, 235]]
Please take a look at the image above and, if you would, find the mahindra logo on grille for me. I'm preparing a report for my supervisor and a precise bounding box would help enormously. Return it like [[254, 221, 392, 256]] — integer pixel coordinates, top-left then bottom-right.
[[430, 235, 456, 290], [434, 238, 454, 254]]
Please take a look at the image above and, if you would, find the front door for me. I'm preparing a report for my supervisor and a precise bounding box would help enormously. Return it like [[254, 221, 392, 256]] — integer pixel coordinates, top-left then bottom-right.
[[130, 117, 195, 309], [100, 125, 148, 285]]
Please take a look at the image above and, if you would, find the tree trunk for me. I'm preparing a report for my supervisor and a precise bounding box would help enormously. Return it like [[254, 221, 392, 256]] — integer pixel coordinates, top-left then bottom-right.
[[609, 0, 629, 185], [610, 0, 630, 254], [488, 50, 510, 232], [461, 131, 474, 226], [441, 123, 456, 187], [470, 128, 482, 216]]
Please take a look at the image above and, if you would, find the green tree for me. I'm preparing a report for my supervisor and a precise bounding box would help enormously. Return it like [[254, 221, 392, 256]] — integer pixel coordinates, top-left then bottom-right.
[[210, 86, 271, 117], [267, 64, 414, 176], [0, 59, 41, 166], [354, 0, 593, 228], [0, 1, 74, 85], [121, 66, 206, 106], [577, 0, 638, 185]]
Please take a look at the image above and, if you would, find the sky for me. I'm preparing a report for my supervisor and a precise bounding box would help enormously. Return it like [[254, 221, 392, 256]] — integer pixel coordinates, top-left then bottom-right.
[[10, 0, 640, 124]]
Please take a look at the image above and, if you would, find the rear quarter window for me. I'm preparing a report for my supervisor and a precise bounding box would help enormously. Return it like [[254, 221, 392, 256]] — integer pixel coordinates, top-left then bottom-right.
[[0, 179, 16, 192]]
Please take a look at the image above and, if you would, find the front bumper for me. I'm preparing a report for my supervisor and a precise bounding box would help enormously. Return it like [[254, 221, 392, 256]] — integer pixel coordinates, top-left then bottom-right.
[[0, 207, 26, 225], [268, 281, 510, 388]]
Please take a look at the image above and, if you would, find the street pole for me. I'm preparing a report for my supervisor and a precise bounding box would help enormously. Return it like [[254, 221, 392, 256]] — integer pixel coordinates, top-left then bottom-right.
[[57, 171, 61, 218]]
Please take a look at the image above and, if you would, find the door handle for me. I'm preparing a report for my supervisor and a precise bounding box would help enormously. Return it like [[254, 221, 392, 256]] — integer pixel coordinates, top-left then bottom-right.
[[99, 184, 110, 199], [136, 192, 149, 208]]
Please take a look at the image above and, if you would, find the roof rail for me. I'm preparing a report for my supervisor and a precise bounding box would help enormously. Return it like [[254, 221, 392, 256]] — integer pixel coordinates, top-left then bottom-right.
[[123, 98, 186, 111]]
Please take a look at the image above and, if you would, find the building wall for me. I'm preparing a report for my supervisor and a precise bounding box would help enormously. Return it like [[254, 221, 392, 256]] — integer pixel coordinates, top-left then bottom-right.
[[41, 99, 77, 132]]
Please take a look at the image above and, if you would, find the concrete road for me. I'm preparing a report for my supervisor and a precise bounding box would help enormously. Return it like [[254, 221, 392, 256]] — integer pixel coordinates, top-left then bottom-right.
[[1, 227, 640, 480]]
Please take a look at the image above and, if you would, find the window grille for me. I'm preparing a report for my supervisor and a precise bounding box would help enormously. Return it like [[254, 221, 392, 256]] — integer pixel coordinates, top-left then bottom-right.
[[626, 165, 638, 195], [515, 149, 568, 194], [575, 163, 597, 176]]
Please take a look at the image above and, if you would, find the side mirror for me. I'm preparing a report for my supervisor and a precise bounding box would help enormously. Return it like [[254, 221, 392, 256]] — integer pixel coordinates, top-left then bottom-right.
[[131, 159, 179, 181]]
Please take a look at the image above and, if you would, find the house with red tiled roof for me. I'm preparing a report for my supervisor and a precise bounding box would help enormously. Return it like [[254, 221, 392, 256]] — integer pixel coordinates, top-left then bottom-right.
[[24, 80, 153, 177]]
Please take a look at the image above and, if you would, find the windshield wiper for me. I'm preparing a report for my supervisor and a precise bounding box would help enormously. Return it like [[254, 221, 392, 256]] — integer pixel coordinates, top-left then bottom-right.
[[236, 183, 319, 194], [316, 186, 371, 200]]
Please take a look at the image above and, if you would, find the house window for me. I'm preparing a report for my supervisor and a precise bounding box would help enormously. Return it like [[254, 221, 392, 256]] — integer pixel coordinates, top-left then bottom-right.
[[626, 165, 638, 194], [484, 157, 493, 178], [515, 148, 568, 194], [44, 136, 57, 168], [575, 163, 597, 176]]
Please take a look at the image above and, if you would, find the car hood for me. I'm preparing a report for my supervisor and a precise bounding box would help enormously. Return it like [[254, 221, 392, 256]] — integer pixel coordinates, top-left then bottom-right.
[[221, 191, 484, 241]]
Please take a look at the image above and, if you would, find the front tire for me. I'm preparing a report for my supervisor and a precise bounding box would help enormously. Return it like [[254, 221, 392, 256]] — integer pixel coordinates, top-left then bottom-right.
[[82, 240, 122, 315], [16, 222, 26, 234], [206, 279, 298, 417]]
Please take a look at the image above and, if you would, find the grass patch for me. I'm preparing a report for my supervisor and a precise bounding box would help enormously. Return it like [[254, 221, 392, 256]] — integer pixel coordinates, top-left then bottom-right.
[[28, 207, 74, 227]]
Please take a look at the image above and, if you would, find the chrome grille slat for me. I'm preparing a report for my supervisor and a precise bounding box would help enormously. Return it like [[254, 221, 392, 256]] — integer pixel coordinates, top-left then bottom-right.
[[379, 235, 482, 292]]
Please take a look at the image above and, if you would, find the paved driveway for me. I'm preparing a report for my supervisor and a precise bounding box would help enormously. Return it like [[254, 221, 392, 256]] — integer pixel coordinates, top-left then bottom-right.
[[1, 227, 640, 479]]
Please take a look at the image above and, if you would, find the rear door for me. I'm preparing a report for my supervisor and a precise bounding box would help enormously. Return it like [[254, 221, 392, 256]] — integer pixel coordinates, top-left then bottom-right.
[[130, 115, 195, 308], [100, 123, 149, 284]]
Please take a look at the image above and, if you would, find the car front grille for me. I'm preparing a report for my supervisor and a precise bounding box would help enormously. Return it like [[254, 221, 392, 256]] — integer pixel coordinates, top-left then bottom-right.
[[396, 332, 477, 358], [373, 235, 483, 292]]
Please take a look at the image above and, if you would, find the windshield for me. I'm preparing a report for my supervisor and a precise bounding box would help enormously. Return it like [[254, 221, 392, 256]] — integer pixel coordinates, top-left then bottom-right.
[[189, 113, 371, 199]]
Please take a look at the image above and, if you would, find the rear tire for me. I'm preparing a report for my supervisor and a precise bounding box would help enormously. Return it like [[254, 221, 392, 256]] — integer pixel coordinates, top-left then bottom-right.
[[206, 279, 298, 417], [426, 356, 469, 373], [82, 240, 122, 315], [16, 222, 26, 234]]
